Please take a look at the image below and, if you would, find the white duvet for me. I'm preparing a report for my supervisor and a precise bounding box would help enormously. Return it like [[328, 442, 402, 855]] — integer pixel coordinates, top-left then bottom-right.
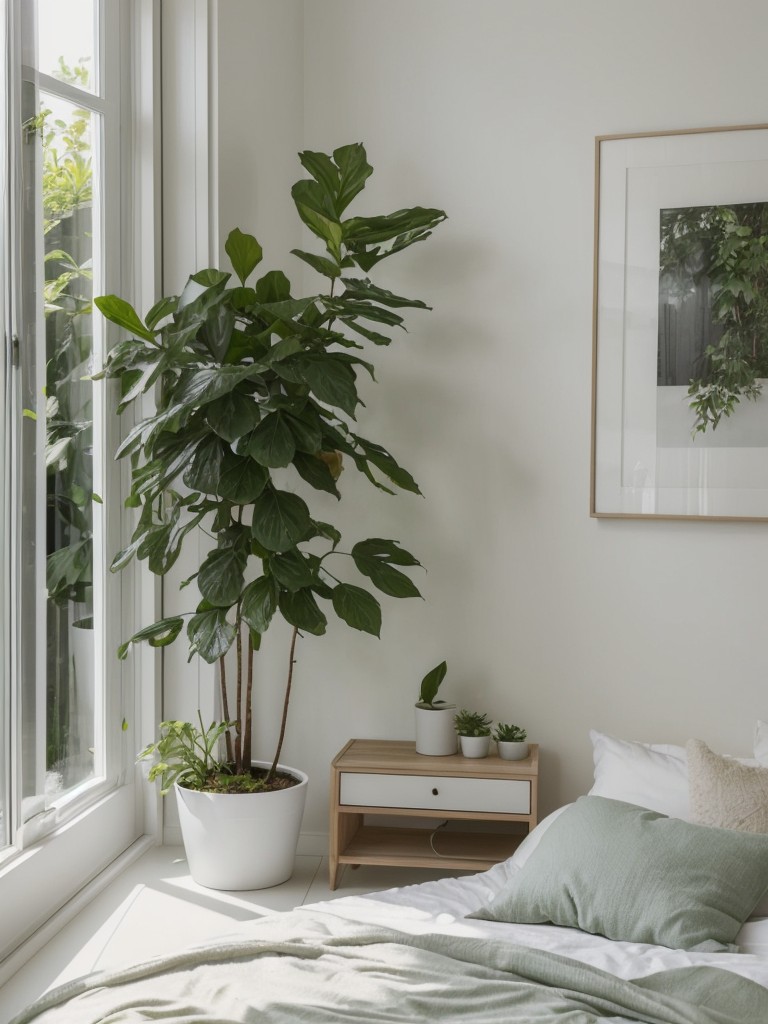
[[306, 857, 768, 990]]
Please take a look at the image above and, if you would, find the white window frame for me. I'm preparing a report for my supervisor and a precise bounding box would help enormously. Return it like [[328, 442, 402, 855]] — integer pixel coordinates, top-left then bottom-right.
[[0, 0, 161, 970]]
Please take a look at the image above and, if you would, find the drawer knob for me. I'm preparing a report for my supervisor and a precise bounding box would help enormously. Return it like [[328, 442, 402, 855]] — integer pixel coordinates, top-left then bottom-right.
[[432, 787, 439, 796]]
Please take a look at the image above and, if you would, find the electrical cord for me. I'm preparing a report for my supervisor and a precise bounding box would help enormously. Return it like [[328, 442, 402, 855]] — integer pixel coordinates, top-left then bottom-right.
[[428, 819, 452, 857]]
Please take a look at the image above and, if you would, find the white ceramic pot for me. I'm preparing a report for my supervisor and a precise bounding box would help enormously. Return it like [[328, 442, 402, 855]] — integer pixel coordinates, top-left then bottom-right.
[[459, 734, 490, 758], [414, 704, 457, 755], [175, 761, 308, 890], [497, 740, 529, 761]]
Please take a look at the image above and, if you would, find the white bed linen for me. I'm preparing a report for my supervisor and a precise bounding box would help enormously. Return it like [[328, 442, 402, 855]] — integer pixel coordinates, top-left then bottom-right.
[[305, 858, 768, 990]]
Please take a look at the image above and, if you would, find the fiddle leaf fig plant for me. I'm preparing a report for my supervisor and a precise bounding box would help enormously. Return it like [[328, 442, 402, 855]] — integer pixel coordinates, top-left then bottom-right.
[[96, 143, 446, 792]]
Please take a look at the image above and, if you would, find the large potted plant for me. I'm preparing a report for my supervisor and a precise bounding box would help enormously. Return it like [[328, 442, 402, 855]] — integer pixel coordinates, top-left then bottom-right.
[[96, 143, 446, 890]]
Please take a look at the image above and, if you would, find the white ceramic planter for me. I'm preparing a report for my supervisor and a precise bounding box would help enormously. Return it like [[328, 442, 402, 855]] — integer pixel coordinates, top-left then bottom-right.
[[497, 740, 529, 761], [175, 761, 308, 890], [459, 734, 490, 758], [414, 704, 457, 755]]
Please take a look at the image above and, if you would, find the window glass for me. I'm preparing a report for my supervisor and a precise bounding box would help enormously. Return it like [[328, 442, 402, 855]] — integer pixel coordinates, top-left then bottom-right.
[[39, 91, 99, 802], [36, 0, 97, 94]]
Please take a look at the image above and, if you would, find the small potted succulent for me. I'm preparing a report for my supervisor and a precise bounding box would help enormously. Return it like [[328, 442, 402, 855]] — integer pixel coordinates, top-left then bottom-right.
[[493, 722, 529, 761], [414, 660, 456, 756], [454, 709, 492, 758]]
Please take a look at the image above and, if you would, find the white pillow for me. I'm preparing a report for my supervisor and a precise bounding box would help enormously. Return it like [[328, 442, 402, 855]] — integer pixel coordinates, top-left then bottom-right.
[[588, 729, 690, 819]]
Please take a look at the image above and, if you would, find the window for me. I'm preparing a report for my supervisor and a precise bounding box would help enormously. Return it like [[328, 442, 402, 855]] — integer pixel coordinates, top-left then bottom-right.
[[0, 0, 155, 963]]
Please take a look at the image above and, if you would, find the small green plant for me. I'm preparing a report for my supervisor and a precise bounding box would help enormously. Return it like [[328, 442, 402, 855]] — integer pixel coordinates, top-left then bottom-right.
[[137, 715, 234, 795], [454, 709, 492, 737], [493, 722, 527, 743], [417, 660, 449, 708]]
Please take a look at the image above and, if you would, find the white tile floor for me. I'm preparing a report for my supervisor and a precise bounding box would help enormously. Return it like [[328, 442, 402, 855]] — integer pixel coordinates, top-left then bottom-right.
[[0, 845, 461, 1023]]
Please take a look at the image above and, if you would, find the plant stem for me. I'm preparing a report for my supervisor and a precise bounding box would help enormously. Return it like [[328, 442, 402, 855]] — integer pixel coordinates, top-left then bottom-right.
[[218, 655, 234, 764], [235, 608, 243, 773], [267, 625, 300, 782], [243, 632, 253, 767]]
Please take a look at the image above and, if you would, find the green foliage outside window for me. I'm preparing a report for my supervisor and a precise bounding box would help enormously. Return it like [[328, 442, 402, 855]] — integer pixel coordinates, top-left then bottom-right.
[[39, 59, 95, 774], [660, 202, 768, 433]]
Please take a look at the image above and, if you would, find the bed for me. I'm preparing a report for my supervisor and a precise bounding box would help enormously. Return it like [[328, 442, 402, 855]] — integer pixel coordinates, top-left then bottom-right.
[[10, 729, 768, 1024]]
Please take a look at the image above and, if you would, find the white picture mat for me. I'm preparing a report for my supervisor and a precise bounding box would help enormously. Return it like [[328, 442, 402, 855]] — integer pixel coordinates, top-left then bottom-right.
[[593, 127, 768, 518]]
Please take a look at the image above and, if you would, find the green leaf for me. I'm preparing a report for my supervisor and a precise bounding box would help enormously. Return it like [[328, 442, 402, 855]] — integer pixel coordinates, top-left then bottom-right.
[[419, 660, 447, 705], [352, 542, 422, 599], [206, 391, 261, 443], [145, 295, 179, 330], [225, 228, 263, 286], [332, 583, 381, 636], [95, 295, 157, 343], [333, 143, 373, 214], [246, 411, 296, 468], [241, 576, 279, 633], [291, 179, 343, 260], [190, 268, 231, 289], [340, 277, 429, 310], [187, 608, 237, 664], [295, 354, 359, 418], [117, 616, 184, 660], [355, 436, 420, 494], [290, 248, 341, 279], [342, 320, 392, 346], [292, 451, 340, 497], [200, 302, 235, 361], [197, 547, 247, 607], [305, 520, 342, 547], [251, 488, 312, 552], [172, 364, 267, 409], [351, 537, 421, 567], [47, 538, 89, 587], [343, 206, 447, 272], [254, 269, 291, 304], [182, 435, 225, 494], [284, 409, 323, 453], [330, 298, 405, 328], [343, 206, 447, 247], [270, 549, 316, 591], [298, 149, 341, 202], [217, 450, 269, 503], [262, 336, 305, 365], [278, 588, 327, 635]]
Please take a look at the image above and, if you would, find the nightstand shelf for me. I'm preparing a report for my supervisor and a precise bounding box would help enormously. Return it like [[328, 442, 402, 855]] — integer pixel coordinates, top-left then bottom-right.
[[329, 739, 539, 889]]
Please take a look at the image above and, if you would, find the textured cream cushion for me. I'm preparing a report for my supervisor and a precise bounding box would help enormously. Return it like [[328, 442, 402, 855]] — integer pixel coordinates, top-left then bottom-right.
[[755, 720, 768, 764], [687, 738, 768, 833]]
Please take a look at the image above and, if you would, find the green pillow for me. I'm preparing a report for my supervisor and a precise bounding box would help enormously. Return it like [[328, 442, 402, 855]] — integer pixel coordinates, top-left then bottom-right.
[[470, 796, 768, 952]]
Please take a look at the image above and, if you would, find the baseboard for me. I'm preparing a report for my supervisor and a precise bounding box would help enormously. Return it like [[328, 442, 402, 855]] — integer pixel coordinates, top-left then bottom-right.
[[162, 826, 329, 859]]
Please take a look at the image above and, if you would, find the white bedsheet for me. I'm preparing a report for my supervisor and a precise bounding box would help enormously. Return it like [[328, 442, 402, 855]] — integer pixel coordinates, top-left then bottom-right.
[[305, 859, 768, 989]]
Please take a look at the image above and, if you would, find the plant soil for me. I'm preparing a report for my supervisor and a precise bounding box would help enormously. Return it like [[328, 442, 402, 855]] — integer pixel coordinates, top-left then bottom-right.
[[183, 767, 301, 795]]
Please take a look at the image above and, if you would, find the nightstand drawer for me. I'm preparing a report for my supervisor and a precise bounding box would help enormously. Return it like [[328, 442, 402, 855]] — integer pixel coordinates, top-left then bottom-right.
[[339, 772, 531, 814]]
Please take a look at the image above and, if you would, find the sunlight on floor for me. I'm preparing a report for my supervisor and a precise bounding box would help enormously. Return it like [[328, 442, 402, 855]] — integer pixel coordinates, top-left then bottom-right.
[[0, 845, 461, 1023]]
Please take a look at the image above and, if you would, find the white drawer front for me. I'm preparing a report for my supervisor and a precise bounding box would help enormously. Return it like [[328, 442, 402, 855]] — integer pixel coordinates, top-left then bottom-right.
[[339, 772, 530, 814]]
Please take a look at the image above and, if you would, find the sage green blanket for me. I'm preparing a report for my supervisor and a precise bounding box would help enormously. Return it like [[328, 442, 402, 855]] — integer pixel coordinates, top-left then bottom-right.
[[11, 912, 768, 1024]]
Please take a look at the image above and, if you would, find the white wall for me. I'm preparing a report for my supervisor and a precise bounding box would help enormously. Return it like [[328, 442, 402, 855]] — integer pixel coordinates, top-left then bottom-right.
[[196, 0, 768, 837]]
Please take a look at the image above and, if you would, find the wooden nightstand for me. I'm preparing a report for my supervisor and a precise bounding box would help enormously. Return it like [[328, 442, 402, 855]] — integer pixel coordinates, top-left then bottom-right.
[[329, 739, 539, 889]]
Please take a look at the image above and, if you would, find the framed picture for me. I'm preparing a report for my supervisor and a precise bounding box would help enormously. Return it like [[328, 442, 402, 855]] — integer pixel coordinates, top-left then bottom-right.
[[591, 124, 768, 520]]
